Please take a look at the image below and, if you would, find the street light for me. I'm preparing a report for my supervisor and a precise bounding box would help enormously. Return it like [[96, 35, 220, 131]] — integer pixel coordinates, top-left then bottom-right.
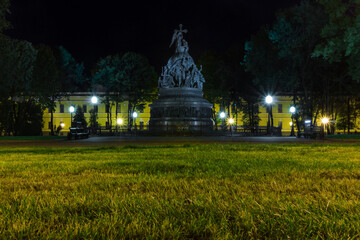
[[220, 112, 226, 119], [220, 112, 226, 130], [290, 106, 296, 136], [132, 112, 138, 131], [60, 122, 65, 128], [228, 118, 235, 136], [265, 95, 273, 104], [322, 117, 329, 136], [265, 95, 273, 135], [69, 106, 75, 127], [91, 96, 98, 104], [117, 118, 123, 125]]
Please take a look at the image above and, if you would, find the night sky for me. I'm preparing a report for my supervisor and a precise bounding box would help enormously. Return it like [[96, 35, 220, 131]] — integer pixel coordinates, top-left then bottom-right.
[[7, 0, 300, 71]]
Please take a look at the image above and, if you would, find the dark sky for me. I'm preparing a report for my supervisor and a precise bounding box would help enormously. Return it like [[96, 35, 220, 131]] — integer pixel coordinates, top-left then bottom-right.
[[7, 0, 300, 71]]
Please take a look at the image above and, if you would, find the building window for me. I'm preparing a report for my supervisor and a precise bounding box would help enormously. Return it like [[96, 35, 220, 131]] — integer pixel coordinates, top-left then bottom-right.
[[140, 121, 144, 130], [48, 122, 52, 130], [60, 104, 64, 113], [83, 104, 87, 113], [105, 104, 110, 113], [278, 104, 283, 113], [117, 104, 121, 113], [94, 105, 98, 113], [106, 121, 110, 129]]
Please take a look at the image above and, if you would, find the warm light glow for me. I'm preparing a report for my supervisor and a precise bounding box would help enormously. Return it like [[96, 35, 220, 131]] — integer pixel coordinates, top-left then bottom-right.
[[290, 106, 296, 113], [290, 122, 293, 127], [265, 95, 273, 104], [91, 96, 98, 104], [132, 112, 138, 118], [60, 123, 65, 128], [305, 120, 311, 124], [220, 112, 226, 119], [228, 118, 234, 125], [322, 117, 329, 124], [117, 118, 123, 125], [69, 106, 75, 113]]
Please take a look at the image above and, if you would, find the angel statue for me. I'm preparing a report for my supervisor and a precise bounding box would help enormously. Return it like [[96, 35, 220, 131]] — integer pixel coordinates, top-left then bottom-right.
[[170, 24, 189, 53]]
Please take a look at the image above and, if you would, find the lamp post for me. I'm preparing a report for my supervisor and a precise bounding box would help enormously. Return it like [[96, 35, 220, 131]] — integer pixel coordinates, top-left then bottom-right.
[[290, 106, 296, 136], [322, 117, 329, 136], [265, 95, 273, 135], [69, 106, 75, 127], [117, 118, 123, 133], [132, 112, 138, 131], [228, 118, 234, 137], [90, 96, 98, 134], [220, 112, 226, 131]]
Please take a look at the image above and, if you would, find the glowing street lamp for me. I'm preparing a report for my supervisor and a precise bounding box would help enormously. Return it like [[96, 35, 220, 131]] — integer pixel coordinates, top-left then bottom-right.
[[220, 112, 226, 119], [322, 117, 329, 136], [228, 118, 235, 136], [69, 106, 75, 127], [60, 122, 65, 128], [290, 106, 296, 136], [91, 96, 98, 104], [265, 95, 273, 135], [220, 111, 226, 130], [132, 112, 138, 131], [117, 118, 124, 125], [265, 95, 273, 104]]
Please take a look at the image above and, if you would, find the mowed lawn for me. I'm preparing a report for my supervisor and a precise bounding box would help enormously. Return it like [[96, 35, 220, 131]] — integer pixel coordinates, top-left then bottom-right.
[[1, 144, 360, 239]]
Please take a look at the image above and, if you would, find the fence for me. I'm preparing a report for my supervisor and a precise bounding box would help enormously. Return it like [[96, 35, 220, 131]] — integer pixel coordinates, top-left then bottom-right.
[[87, 125, 282, 136]]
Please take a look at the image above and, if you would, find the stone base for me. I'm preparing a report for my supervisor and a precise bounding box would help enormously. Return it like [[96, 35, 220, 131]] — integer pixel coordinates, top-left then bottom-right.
[[149, 88, 213, 134]]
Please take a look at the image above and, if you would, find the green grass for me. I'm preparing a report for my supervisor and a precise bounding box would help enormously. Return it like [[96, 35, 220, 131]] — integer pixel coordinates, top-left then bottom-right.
[[1, 143, 360, 239], [326, 134, 360, 140], [0, 135, 66, 141]]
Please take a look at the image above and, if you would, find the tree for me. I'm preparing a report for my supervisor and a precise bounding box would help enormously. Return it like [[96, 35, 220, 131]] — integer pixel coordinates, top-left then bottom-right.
[[55, 46, 87, 92], [0, 37, 38, 135], [244, 1, 334, 132], [92, 54, 123, 130], [198, 51, 232, 129], [88, 109, 99, 134], [73, 105, 87, 127], [32, 44, 60, 135], [93, 52, 157, 130], [0, 0, 10, 34], [314, 0, 360, 83], [118, 52, 157, 129]]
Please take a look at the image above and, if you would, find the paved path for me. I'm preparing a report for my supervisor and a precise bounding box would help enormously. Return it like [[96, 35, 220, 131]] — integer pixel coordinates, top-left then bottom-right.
[[1, 135, 353, 147]]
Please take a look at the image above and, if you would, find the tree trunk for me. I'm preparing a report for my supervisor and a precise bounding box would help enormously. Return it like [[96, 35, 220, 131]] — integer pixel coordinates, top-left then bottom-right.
[[115, 102, 118, 133], [50, 110, 54, 136], [347, 97, 351, 134]]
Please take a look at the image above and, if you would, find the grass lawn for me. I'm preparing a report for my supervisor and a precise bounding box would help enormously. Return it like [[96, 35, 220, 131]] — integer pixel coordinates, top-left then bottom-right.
[[326, 134, 360, 140], [1, 143, 360, 239]]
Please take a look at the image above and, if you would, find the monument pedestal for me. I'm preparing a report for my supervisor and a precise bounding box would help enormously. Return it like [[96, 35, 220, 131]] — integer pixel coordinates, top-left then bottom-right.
[[149, 88, 213, 134]]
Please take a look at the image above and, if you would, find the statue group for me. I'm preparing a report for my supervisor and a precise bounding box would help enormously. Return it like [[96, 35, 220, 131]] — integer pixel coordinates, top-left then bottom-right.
[[158, 24, 205, 89], [149, 25, 213, 134]]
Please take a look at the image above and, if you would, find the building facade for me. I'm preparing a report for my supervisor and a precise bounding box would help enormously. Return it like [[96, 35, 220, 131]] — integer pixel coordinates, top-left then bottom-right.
[[42, 92, 297, 135]]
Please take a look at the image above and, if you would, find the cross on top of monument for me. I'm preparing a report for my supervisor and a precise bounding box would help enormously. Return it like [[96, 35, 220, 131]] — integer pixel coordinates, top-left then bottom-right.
[[170, 24, 188, 50], [177, 24, 188, 35]]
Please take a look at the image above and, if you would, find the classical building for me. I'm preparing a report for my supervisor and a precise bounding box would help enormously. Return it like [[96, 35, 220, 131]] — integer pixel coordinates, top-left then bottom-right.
[[42, 92, 295, 135]]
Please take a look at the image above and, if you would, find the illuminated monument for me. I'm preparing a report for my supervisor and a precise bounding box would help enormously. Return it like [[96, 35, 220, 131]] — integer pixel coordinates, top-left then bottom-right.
[[149, 24, 213, 133]]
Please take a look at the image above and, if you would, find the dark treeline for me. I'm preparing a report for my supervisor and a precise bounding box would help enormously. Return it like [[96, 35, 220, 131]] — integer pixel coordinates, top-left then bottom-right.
[[1, 0, 360, 135], [243, 0, 360, 133]]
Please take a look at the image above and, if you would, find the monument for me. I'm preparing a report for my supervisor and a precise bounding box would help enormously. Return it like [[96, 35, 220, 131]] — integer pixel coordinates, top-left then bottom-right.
[[149, 24, 213, 133]]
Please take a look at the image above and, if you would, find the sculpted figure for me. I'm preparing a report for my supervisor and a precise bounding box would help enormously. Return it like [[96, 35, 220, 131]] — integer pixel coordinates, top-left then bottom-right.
[[158, 24, 206, 89]]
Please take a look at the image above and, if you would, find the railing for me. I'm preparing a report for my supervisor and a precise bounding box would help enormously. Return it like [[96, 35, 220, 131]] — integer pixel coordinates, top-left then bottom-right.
[[87, 125, 282, 136]]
